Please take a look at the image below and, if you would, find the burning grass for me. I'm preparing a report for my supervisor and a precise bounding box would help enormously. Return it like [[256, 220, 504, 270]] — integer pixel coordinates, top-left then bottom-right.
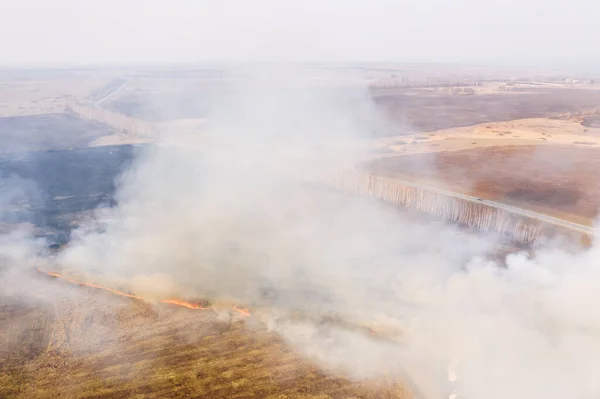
[[38, 269, 215, 311], [0, 272, 413, 398]]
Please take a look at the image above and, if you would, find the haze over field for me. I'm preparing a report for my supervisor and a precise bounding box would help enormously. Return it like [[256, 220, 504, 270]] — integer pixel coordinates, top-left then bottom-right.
[[0, 69, 599, 398], [2, 1, 600, 398]]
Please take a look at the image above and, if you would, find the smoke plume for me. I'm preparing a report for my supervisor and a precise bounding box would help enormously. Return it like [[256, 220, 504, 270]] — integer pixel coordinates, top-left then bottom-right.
[[2, 67, 600, 399]]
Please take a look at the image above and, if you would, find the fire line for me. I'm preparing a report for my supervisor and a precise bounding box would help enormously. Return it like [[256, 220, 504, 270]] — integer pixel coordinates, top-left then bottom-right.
[[37, 268, 249, 315]]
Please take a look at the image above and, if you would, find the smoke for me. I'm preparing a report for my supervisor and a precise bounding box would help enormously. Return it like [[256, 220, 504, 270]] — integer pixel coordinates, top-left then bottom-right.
[[2, 67, 600, 399]]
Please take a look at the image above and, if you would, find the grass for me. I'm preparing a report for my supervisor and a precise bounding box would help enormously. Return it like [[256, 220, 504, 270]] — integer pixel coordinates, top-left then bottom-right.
[[365, 145, 600, 228], [0, 286, 413, 399]]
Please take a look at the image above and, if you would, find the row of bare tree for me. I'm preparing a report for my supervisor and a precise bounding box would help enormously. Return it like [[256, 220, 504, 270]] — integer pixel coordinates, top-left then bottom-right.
[[319, 170, 556, 244]]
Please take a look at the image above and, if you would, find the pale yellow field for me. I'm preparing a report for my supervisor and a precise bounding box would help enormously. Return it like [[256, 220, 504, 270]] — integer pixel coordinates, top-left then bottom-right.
[[0, 79, 109, 117], [372, 117, 600, 157]]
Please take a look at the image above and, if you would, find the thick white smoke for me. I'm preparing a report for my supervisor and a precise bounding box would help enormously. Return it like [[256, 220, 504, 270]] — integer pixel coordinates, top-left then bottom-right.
[[2, 68, 600, 399]]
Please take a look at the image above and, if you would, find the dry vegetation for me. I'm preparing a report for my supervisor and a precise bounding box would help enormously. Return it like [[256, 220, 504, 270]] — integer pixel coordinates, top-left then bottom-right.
[[372, 87, 600, 134], [0, 76, 109, 117], [0, 277, 412, 399], [0, 71, 125, 151], [366, 105, 600, 226], [366, 145, 600, 226], [323, 171, 568, 244], [3, 65, 600, 397], [371, 117, 600, 157]]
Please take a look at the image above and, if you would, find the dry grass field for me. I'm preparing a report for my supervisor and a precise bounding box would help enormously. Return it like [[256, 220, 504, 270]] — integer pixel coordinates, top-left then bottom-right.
[[372, 86, 600, 134], [371, 117, 600, 156], [366, 106, 600, 226], [0, 71, 124, 151], [2, 65, 600, 397], [0, 77, 109, 117], [366, 145, 600, 226], [0, 274, 412, 399]]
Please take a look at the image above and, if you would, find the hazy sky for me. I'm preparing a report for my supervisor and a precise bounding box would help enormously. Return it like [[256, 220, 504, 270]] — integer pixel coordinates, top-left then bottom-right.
[[1, 0, 599, 68]]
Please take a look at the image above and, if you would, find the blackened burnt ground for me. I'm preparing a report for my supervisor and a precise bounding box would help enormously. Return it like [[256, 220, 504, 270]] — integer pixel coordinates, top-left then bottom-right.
[[0, 113, 115, 153], [0, 144, 141, 247]]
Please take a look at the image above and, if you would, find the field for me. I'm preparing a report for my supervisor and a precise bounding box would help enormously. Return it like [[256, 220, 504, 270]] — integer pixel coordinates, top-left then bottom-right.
[[371, 116, 600, 155], [372, 86, 600, 135], [0, 70, 125, 152], [0, 113, 116, 152], [0, 71, 109, 117], [2, 64, 600, 398], [0, 143, 511, 398], [366, 145, 600, 226], [364, 102, 600, 225], [0, 145, 137, 246], [0, 275, 411, 399]]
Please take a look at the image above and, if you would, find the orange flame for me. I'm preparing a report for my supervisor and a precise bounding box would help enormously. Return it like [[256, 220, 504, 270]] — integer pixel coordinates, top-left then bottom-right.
[[41, 269, 144, 299], [160, 299, 210, 310], [37, 268, 250, 315], [233, 305, 251, 316], [39, 269, 208, 309]]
